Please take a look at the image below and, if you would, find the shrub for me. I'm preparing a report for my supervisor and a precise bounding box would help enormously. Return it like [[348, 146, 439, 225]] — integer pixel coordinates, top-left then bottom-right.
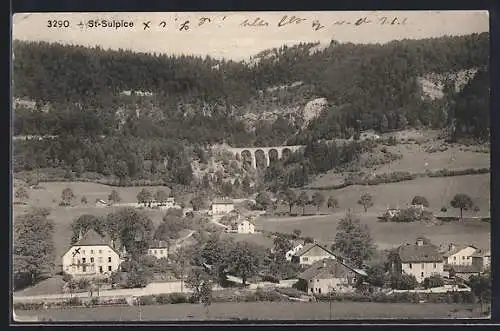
[[441, 207, 448, 212], [261, 275, 280, 283], [254, 288, 283, 302], [292, 279, 308, 292], [423, 275, 445, 289], [163, 293, 188, 304], [66, 297, 82, 306], [275, 287, 304, 298], [138, 295, 156, 305], [390, 274, 418, 290]]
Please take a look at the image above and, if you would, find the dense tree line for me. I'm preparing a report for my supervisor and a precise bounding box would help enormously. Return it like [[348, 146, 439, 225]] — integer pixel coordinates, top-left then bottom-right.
[[13, 33, 489, 142]]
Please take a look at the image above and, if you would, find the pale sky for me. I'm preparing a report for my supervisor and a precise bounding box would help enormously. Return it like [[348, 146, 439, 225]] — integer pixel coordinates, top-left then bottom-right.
[[12, 11, 489, 61]]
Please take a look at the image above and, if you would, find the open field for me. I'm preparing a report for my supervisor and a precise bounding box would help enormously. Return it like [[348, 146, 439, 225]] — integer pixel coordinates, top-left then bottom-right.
[[256, 211, 490, 251], [221, 232, 274, 249], [306, 174, 490, 214], [12, 182, 175, 267], [308, 134, 490, 188], [14, 181, 172, 208], [15, 301, 483, 321]]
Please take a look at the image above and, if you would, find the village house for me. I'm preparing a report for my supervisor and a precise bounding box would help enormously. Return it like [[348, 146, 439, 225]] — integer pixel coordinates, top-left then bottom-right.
[[147, 240, 170, 259], [62, 229, 126, 278], [286, 240, 305, 261], [440, 243, 478, 266], [236, 219, 255, 234], [294, 242, 341, 266], [211, 198, 235, 216], [389, 237, 444, 283], [444, 264, 482, 281], [471, 249, 491, 271], [298, 258, 367, 295]]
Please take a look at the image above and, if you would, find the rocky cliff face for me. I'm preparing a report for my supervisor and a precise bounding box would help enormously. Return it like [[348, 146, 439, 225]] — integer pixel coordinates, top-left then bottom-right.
[[302, 98, 328, 128]]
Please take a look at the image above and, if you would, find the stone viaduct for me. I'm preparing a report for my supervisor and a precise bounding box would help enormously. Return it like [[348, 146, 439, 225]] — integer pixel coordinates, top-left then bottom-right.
[[225, 145, 306, 169]]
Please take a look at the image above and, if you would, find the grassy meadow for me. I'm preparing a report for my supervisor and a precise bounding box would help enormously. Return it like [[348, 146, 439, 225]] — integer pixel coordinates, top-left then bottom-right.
[[12, 182, 172, 266], [258, 173, 490, 251], [16, 301, 484, 321]]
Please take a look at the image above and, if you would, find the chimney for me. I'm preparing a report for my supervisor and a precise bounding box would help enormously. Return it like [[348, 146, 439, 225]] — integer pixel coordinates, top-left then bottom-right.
[[78, 229, 83, 241], [111, 239, 115, 249], [448, 243, 455, 251], [416, 238, 424, 246], [323, 260, 326, 268]]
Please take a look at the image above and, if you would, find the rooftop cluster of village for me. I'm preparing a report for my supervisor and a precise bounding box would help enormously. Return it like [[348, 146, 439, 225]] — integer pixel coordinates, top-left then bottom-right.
[[61, 195, 490, 299]]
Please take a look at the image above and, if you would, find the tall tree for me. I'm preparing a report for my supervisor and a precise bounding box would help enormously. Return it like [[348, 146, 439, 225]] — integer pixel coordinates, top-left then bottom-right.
[[327, 196, 339, 209], [357, 193, 374, 213], [227, 241, 264, 285], [254, 191, 272, 211], [137, 188, 153, 205], [450, 193, 474, 221], [154, 189, 169, 204], [13, 208, 55, 287], [105, 208, 154, 258], [297, 191, 310, 216], [15, 187, 29, 202], [61, 187, 75, 206], [332, 211, 375, 267], [312, 192, 325, 212], [71, 214, 105, 244], [279, 188, 297, 215], [108, 190, 121, 204], [411, 195, 429, 208]]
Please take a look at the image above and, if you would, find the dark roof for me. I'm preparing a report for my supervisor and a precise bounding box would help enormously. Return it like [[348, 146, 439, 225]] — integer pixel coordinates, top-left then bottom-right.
[[444, 264, 482, 274], [76, 229, 111, 246], [297, 243, 334, 257], [298, 258, 366, 280], [397, 241, 442, 263], [148, 240, 170, 248], [471, 249, 491, 258], [212, 199, 234, 204]]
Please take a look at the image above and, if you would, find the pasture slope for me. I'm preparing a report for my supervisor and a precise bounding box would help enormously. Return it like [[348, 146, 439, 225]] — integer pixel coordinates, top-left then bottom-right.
[[257, 173, 490, 251], [13, 182, 171, 266]]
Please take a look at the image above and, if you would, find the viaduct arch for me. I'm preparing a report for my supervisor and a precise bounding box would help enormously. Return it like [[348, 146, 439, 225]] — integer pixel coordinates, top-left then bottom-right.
[[226, 145, 306, 169]]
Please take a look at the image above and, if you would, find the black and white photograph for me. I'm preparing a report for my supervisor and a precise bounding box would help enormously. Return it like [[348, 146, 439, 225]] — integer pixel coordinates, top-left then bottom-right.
[[11, 11, 491, 322]]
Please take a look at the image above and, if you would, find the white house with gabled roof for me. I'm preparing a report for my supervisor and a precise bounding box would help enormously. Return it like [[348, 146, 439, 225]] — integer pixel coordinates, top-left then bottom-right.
[[62, 229, 125, 278]]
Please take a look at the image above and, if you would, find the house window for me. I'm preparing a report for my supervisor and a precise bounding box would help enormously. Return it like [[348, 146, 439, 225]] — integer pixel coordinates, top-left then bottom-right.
[[83, 250, 86, 255], [310, 279, 313, 283], [311, 288, 314, 293], [99, 266, 103, 273], [433, 263, 436, 268], [409, 263, 412, 269], [108, 257, 112, 263], [82, 258, 86, 264], [82, 266, 87, 272], [108, 266, 112, 271], [90, 257, 94, 263], [462, 256, 465, 260], [99, 257, 103, 263], [421, 272, 424, 277], [454, 256, 457, 261], [303, 257, 308, 262], [318, 288, 322, 294], [91, 250, 94, 254], [421, 264, 424, 269], [99, 250, 102, 254], [160, 250, 164, 255]]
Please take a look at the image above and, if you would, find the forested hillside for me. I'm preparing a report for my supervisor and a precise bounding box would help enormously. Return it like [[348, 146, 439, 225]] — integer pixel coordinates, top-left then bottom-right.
[[12, 33, 490, 188]]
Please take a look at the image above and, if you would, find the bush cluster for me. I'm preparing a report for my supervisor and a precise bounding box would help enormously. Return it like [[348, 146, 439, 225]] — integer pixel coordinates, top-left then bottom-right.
[[314, 291, 475, 304]]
